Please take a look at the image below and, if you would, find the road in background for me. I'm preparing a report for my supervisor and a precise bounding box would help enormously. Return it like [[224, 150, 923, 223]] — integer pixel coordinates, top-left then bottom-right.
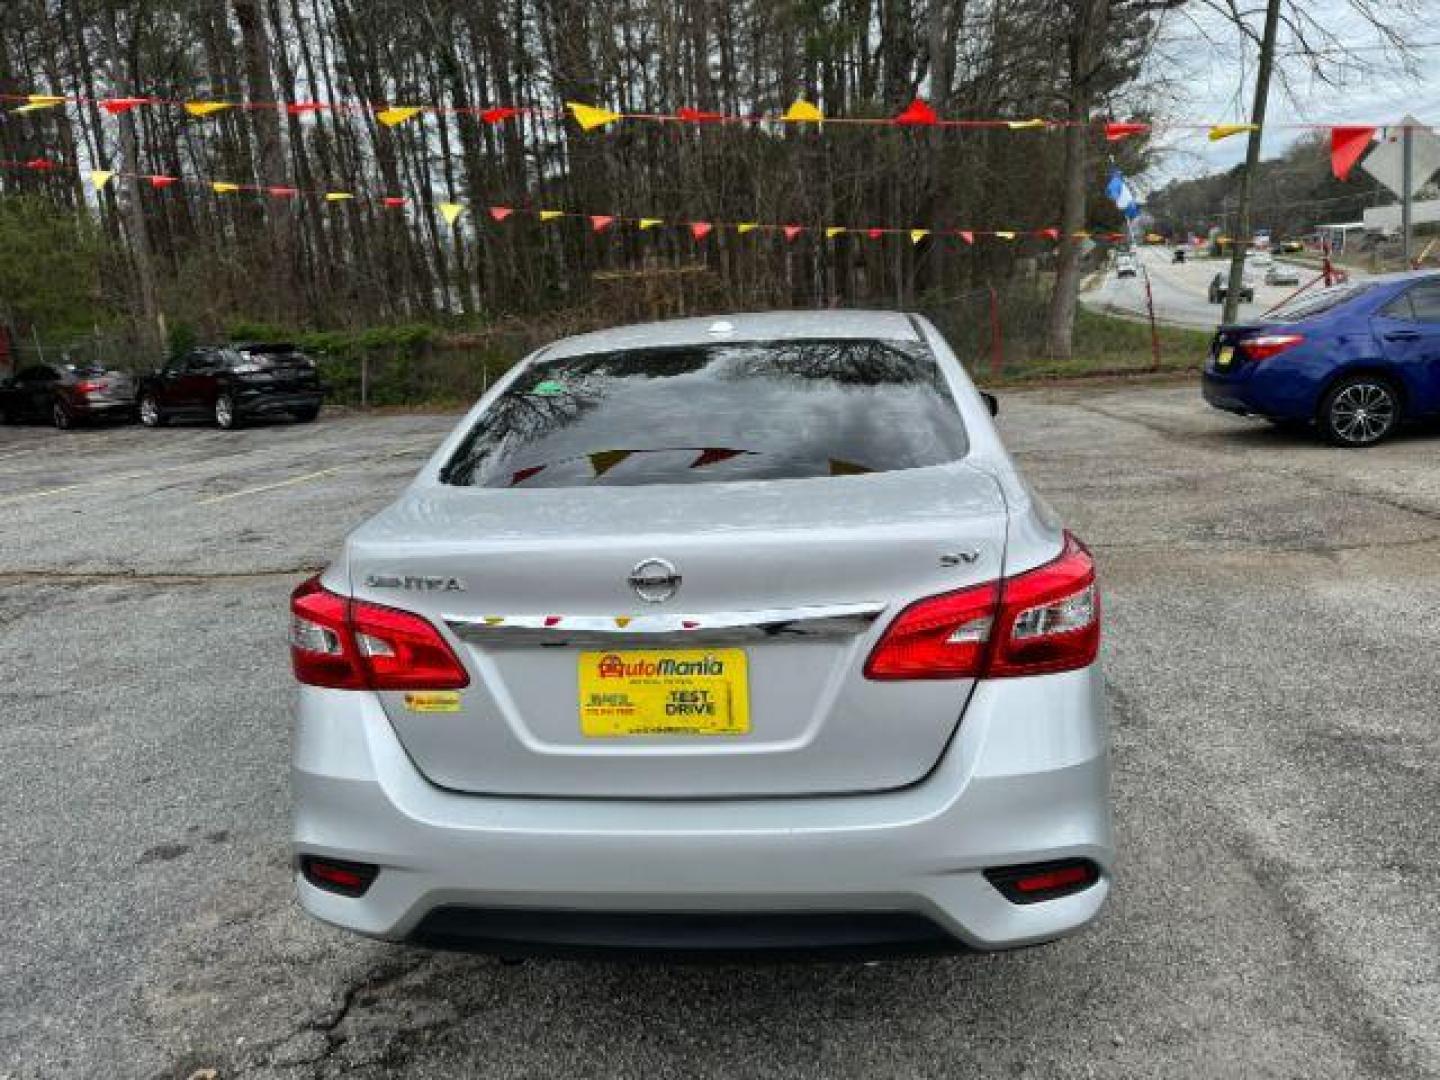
[[1085, 245, 1334, 331], [2, 402, 1438, 1078]]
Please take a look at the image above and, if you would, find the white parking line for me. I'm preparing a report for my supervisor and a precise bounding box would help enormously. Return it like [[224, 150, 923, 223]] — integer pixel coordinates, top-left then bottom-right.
[[195, 440, 436, 506]]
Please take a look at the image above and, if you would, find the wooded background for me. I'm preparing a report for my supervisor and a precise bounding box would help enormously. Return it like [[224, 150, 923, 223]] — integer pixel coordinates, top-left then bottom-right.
[[1, 0, 1161, 363]]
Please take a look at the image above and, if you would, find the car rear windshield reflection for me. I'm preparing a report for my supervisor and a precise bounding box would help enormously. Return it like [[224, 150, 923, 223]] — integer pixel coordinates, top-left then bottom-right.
[[440, 338, 968, 488]]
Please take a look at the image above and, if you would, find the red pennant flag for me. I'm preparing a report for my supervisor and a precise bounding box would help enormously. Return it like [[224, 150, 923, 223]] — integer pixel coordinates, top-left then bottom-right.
[[589, 214, 615, 233], [1040, 227, 1060, 240], [866, 228, 884, 240], [894, 99, 939, 126], [958, 230, 974, 244], [691, 448, 744, 469], [488, 206, 514, 221], [286, 101, 326, 115], [267, 186, 298, 198], [677, 106, 725, 124], [24, 158, 56, 171], [383, 196, 408, 208], [690, 221, 713, 240], [481, 106, 519, 124], [1331, 126, 1375, 181], [783, 225, 803, 242], [100, 97, 149, 115], [148, 175, 178, 189], [1104, 122, 1149, 142], [510, 465, 545, 486]]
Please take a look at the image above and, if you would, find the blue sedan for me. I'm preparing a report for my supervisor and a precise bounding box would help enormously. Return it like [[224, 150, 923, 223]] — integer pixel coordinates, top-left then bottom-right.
[[1202, 271, 1440, 446]]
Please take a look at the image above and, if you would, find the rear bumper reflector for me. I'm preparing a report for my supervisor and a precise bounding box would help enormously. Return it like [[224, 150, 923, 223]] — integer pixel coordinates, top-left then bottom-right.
[[299, 854, 379, 897], [984, 859, 1101, 904]]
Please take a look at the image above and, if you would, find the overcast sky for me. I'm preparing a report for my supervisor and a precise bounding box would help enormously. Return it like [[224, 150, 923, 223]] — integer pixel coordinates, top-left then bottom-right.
[[1140, 0, 1440, 191]]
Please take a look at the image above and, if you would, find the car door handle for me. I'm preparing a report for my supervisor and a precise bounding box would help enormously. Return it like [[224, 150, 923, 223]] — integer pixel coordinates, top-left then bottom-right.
[[1385, 330, 1420, 341]]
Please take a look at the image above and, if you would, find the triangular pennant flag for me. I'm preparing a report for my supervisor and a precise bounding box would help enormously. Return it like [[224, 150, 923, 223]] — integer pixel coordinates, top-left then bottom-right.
[[1104, 122, 1149, 141], [567, 101, 621, 131], [958, 230, 974, 244], [88, 170, 115, 191], [538, 210, 564, 222], [589, 449, 631, 476], [1208, 123, 1257, 141], [1331, 126, 1376, 181], [678, 106, 725, 123], [23, 158, 56, 170], [286, 101, 326, 115], [382, 196, 408, 209], [1071, 230, 1091, 239], [488, 206, 514, 221], [690, 221, 713, 240], [994, 230, 1016, 240], [614, 617, 633, 628], [782, 225, 804, 242], [894, 99, 939, 126], [439, 202, 465, 226], [14, 95, 66, 113], [910, 229, 930, 245], [184, 101, 231, 118], [825, 226, 846, 239], [324, 191, 354, 202], [376, 106, 423, 127], [211, 182, 240, 195], [1007, 118, 1046, 130], [481, 106, 518, 124], [1040, 227, 1060, 240], [510, 465, 545, 486], [639, 218, 662, 230], [148, 175, 177, 189], [589, 214, 615, 233], [100, 97, 149, 116], [782, 99, 823, 123], [267, 186, 298, 198], [692, 448, 744, 469], [866, 228, 885, 240], [736, 222, 759, 235]]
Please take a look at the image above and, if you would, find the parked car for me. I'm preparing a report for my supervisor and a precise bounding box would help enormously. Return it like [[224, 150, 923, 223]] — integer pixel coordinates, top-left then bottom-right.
[[1172, 247, 1187, 263], [0, 362, 136, 429], [137, 343, 323, 429], [1208, 271, 1255, 304], [1264, 263, 1301, 287], [1247, 251, 1274, 269], [1203, 271, 1440, 446], [1279, 240, 1305, 254], [289, 311, 1111, 959], [1115, 252, 1138, 278]]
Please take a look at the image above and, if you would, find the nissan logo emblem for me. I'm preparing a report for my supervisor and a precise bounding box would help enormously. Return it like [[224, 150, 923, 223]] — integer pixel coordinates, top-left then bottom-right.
[[628, 557, 681, 603]]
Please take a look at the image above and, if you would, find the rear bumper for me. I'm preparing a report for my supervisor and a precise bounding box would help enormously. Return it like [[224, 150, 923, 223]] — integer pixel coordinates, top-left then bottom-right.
[[234, 388, 323, 417], [292, 666, 1113, 956]]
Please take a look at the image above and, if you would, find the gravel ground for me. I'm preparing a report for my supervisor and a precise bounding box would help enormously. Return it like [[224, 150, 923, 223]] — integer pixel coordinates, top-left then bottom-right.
[[1, 389, 1437, 1079]]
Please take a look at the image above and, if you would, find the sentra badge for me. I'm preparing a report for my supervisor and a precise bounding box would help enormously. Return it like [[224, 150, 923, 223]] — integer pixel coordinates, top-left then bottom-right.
[[365, 573, 467, 592]]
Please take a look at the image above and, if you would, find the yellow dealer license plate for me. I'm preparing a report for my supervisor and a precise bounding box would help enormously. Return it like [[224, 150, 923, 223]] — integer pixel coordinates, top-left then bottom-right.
[[578, 649, 749, 737], [1215, 345, 1234, 370]]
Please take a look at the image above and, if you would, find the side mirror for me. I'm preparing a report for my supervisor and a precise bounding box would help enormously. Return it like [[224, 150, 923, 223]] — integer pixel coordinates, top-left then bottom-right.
[[980, 391, 999, 417]]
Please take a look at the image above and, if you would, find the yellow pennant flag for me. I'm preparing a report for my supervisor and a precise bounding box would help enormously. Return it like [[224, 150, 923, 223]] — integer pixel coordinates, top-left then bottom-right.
[[638, 218, 662, 230], [184, 101, 231, 118], [376, 106, 423, 127], [211, 182, 240, 195], [589, 450, 631, 476], [1006, 118, 1046, 130], [1071, 230, 1091, 239], [439, 203, 465, 226], [825, 226, 845, 239], [538, 210, 564, 222], [783, 99, 824, 123], [567, 102, 621, 132], [736, 222, 759, 235], [1208, 123, 1257, 141], [88, 170, 115, 191], [324, 192, 354, 202], [995, 231, 1016, 240], [910, 229, 930, 245], [14, 94, 66, 113]]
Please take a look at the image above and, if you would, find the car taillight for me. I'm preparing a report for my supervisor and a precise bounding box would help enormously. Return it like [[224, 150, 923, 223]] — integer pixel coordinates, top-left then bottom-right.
[[75, 380, 104, 394], [1238, 333, 1304, 361], [289, 576, 469, 690], [865, 532, 1099, 681]]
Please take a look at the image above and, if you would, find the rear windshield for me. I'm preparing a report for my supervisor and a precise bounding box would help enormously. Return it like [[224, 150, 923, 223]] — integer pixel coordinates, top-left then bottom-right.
[[440, 338, 968, 488], [1267, 282, 1373, 321]]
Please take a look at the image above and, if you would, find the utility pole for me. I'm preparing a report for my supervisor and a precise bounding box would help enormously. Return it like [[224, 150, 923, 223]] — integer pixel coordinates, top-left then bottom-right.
[[1401, 123, 1414, 267], [1222, 0, 1282, 325]]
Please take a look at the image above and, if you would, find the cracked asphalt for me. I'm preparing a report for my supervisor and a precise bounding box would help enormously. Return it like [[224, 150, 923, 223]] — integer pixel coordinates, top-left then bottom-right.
[[1, 387, 1438, 1079]]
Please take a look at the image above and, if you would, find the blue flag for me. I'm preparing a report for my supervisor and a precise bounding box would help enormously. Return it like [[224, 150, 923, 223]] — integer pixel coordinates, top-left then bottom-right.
[[1106, 168, 1141, 220]]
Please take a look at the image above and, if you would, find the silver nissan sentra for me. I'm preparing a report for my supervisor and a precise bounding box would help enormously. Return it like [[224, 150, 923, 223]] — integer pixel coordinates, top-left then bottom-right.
[[290, 310, 1112, 959]]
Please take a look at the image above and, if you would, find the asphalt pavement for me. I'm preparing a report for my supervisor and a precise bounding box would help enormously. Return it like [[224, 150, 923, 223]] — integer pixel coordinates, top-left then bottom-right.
[[1, 395, 1438, 1079], [1084, 245, 1331, 330]]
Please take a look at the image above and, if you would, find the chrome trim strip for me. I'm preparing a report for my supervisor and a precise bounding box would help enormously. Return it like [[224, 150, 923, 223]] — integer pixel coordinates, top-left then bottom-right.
[[443, 602, 886, 646]]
